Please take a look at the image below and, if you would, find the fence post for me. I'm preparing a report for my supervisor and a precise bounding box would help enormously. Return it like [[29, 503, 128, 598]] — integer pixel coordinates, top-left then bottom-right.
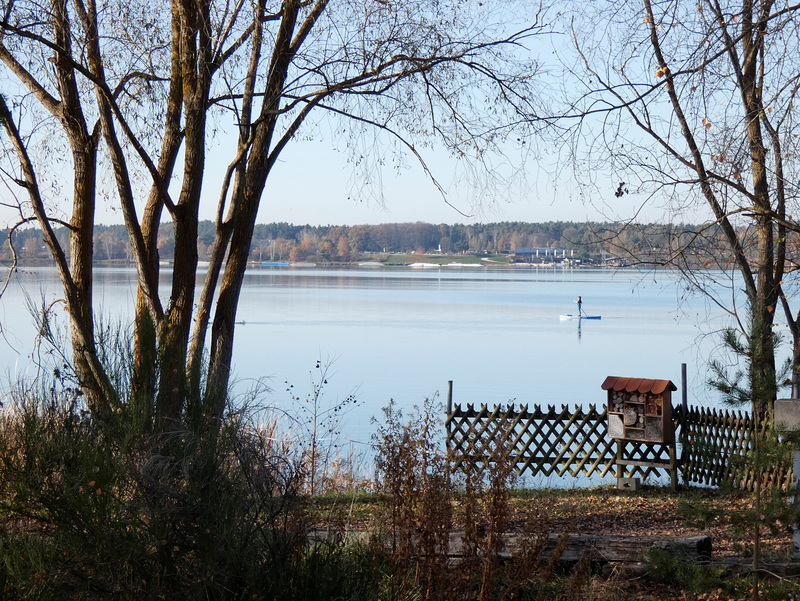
[[679, 363, 688, 486], [446, 380, 453, 453], [669, 445, 677, 492], [681, 363, 688, 411]]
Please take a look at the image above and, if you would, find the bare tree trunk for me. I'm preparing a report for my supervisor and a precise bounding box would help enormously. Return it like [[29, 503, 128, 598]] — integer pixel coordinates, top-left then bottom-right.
[[642, 0, 780, 417], [68, 141, 104, 405], [0, 93, 114, 416], [186, 0, 268, 401], [132, 12, 183, 419], [49, 0, 118, 414], [155, 0, 212, 422], [203, 0, 307, 416], [736, 0, 778, 417]]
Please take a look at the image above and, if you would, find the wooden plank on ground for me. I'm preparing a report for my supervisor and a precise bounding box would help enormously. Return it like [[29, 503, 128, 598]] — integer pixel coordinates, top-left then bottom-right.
[[448, 532, 712, 564], [311, 530, 712, 565]]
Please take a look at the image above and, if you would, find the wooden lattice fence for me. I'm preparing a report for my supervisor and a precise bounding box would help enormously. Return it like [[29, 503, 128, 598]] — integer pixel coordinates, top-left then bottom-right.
[[446, 400, 794, 491], [678, 405, 793, 490], [446, 403, 616, 480]]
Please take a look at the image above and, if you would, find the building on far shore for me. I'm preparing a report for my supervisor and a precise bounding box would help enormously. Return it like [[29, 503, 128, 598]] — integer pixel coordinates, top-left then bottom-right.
[[510, 247, 576, 264]]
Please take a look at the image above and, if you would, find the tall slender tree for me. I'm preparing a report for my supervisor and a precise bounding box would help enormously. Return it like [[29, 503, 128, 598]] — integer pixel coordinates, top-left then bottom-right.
[[561, 0, 800, 415]]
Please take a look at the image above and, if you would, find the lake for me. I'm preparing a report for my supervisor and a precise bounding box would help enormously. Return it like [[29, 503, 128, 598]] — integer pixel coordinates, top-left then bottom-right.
[[0, 265, 742, 473]]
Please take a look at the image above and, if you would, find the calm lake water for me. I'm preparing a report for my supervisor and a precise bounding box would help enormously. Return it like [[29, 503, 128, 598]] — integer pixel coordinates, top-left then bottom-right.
[[0, 264, 748, 483]]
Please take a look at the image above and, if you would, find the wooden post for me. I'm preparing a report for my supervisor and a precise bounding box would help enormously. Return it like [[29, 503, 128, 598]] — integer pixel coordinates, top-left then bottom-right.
[[681, 363, 688, 410], [679, 363, 688, 487], [447, 380, 453, 414], [669, 444, 677, 492], [793, 451, 800, 557], [446, 380, 453, 452], [774, 399, 800, 556]]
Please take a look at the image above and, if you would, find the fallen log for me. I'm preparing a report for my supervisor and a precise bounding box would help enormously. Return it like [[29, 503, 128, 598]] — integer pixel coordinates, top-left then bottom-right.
[[310, 530, 713, 565], [449, 532, 712, 564]]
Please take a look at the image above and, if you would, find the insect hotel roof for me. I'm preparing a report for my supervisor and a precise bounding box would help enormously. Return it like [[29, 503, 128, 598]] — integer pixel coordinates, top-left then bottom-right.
[[601, 376, 677, 395]]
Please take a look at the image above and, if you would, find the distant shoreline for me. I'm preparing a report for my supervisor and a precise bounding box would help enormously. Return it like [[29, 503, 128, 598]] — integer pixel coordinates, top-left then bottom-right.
[[5, 253, 609, 269], [2, 258, 642, 270]]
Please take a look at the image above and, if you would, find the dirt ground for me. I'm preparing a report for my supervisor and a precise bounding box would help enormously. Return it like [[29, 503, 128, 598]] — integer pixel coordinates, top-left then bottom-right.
[[501, 487, 794, 563], [311, 485, 800, 599], [316, 485, 795, 562]]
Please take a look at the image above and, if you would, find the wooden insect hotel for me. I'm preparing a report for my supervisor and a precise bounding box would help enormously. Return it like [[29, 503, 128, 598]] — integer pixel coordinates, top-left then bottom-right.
[[603, 376, 676, 443]]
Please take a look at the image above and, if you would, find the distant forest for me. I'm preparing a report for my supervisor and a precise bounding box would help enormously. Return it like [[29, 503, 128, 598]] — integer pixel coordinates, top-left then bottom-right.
[[1, 220, 754, 266]]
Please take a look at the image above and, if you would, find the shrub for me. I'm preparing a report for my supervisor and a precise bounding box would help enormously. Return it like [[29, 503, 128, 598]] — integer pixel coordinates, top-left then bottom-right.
[[371, 398, 592, 601], [0, 367, 312, 600]]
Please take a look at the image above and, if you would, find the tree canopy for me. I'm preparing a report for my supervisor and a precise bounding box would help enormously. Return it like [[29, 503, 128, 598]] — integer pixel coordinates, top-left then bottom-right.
[[560, 0, 800, 412], [0, 0, 545, 428]]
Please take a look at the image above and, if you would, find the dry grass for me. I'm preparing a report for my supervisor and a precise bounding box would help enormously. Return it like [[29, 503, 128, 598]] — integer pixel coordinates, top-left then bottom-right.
[[309, 481, 800, 600]]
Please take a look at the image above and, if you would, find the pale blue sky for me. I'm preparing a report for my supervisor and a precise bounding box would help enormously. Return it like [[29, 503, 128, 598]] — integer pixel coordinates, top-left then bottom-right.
[[0, 118, 694, 229], [191, 132, 667, 228], [0, 7, 702, 230]]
